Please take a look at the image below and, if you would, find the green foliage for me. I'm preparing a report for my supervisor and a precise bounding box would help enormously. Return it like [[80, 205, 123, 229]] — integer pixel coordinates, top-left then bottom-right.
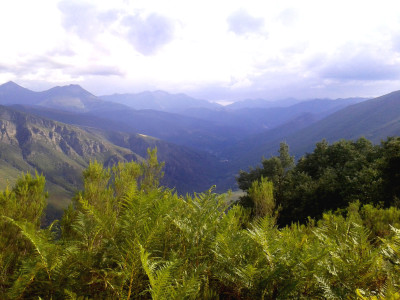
[[360, 204, 400, 239], [247, 177, 275, 219], [237, 142, 292, 220], [237, 142, 294, 193], [2, 146, 400, 298], [379, 136, 400, 205], [237, 137, 400, 225], [0, 172, 47, 227]]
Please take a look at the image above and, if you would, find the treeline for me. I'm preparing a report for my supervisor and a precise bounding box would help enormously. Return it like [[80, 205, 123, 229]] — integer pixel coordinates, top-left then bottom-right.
[[238, 137, 400, 225], [0, 144, 400, 298]]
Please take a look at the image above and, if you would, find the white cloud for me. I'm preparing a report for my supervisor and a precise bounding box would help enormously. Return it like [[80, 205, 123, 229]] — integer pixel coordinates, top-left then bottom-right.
[[123, 13, 175, 55], [319, 50, 400, 81], [0, 0, 400, 99], [227, 9, 266, 36], [58, 1, 120, 40]]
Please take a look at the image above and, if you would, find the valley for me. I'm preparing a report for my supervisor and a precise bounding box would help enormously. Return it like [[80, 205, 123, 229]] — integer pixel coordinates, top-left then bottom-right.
[[1, 81, 400, 219]]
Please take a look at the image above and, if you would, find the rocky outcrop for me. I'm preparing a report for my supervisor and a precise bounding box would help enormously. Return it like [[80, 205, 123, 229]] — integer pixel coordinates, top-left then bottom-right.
[[0, 107, 129, 160], [0, 105, 138, 199], [0, 120, 18, 145]]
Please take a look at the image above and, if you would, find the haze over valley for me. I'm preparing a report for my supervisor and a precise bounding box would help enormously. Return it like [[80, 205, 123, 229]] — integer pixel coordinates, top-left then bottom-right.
[[2, 79, 400, 217]]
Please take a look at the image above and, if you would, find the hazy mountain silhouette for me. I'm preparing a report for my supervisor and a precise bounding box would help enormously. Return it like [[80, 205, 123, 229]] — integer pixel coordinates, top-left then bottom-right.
[[225, 97, 300, 109], [101, 90, 221, 113], [0, 82, 126, 112], [180, 98, 366, 135]]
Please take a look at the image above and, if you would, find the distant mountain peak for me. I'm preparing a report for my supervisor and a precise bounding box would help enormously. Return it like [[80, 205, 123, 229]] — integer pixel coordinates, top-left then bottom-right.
[[57, 84, 85, 90], [49, 84, 94, 97], [153, 90, 168, 94], [66, 84, 87, 90], [0, 81, 26, 90], [3, 81, 18, 86]]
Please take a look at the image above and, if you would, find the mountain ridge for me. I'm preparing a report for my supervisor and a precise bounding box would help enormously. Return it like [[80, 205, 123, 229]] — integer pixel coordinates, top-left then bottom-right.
[[0, 82, 127, 112], [233, 89, 400, 169], [2, 81, 400, 201], [0, 104, 229, 197], [100, 90, 221, 113]]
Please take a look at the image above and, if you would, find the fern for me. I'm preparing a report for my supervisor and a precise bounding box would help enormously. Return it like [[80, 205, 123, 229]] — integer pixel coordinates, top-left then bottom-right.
[[1, 216, 63, 299]]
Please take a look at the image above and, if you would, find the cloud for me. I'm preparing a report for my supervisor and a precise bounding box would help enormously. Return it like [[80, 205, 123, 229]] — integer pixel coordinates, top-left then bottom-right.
[[392, 34, 400, 52], [5, 57, 125, 78], [71, 65, 124, 77], [0, 56, 69, 77], [58, 1, 119, 39], [0, 63, 9, 72], [319, 51, 400, 81], [47, 45, 76, 57], [278, 8, 298, 27], [227, 9, 265, 36], [123, 13, 175, 56], [28, 56, 68, 70], [58, 2, 175, 56]]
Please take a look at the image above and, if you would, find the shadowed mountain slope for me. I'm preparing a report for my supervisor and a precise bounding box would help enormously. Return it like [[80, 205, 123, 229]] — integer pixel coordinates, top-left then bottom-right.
[[181, 98, 366, 134], [100, 90, 221, 113], [233, 90, 400, 168]]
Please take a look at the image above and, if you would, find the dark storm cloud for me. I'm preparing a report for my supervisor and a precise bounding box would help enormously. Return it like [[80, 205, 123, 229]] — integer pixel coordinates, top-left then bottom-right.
[[227, 9, 265, 36], [319, 51, 400, 81], [58, 1, 119, 39], [123, 13, 174, 56]]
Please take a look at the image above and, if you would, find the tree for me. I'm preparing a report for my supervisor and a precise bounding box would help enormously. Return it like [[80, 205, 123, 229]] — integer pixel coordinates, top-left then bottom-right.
[[237, 138, 386, 225], [140, 147, 165, 192], [0, 172, 47, 227], [3, 147, 400, 298], [247, 177, 275, 219], [237, 142, 293, 220], [0, 172, 49, 298], [379, 137, 400, 206]]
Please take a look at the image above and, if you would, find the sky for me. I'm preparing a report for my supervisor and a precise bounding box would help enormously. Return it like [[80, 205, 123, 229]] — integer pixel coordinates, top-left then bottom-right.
[[0, 0, 400, 102]]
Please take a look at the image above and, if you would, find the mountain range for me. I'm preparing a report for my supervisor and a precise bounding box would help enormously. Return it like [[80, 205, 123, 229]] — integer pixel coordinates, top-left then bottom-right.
[[100, 90, 221, 113], [1, 80, 400, 219], [0, 81, 125, 112], [228, 90, 400, 169]]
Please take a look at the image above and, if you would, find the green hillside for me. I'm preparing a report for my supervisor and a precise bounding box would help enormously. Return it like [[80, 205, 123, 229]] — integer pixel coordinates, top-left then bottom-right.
[[286, 90, 400, 156], [0, 105, 230, 217], [0, 105, 140, 214]]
